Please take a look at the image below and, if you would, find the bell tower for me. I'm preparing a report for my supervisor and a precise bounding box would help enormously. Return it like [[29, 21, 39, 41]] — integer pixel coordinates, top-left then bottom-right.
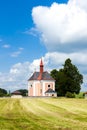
[[40, 59, 44, 73]]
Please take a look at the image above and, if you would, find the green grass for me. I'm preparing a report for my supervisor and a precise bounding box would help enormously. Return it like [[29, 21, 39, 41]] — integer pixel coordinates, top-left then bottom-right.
[[0, 98, 87, 130]]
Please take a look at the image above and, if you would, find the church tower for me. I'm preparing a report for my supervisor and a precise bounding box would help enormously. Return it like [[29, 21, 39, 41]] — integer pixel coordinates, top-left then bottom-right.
[[37, 59, 44, 80], [40, 58, 44, 73]]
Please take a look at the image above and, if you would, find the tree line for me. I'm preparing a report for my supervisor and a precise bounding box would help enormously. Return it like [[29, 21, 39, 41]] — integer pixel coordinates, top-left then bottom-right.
[[0, 88, 28, 97]]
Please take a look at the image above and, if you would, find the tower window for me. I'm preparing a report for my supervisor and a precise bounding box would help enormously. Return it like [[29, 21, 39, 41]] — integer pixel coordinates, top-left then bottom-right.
[[40, 89, 42, 94], [48, 85, 50, 88]]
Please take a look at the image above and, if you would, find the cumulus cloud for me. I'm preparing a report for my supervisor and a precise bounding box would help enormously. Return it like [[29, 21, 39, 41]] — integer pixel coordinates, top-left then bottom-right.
[[0, 60, 43, 91], [32, 0, 87, 51], [69, 0, 87, 11], [44, 51, 87, 75], [0, 62, 30, 91]]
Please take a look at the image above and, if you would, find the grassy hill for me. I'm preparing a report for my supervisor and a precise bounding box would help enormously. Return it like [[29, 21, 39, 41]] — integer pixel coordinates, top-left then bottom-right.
[[0, 98, 87, 130]]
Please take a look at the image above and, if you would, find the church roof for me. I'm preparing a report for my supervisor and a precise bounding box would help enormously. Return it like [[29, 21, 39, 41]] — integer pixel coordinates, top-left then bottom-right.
[[45, 88, 56, 93], [28, 71, 55, 81], [11, 90, 21, 95]]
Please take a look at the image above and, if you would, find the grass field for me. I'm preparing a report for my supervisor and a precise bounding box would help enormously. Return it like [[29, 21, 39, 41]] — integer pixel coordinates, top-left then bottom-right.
[[0, 98, 87, 130]]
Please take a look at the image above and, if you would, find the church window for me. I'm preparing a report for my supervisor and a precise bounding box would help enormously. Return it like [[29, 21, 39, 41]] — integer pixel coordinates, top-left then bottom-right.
[[48, 85, 50, 88]]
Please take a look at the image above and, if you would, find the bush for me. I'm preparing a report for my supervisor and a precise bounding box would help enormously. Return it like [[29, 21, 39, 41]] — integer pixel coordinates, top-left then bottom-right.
[[65, 92, 75, 98], [0, 92, 4, 97], [75, 92, 85, 98]]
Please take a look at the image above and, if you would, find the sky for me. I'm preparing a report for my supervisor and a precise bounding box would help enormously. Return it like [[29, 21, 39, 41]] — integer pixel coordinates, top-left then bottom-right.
[[0, 0, 87, 92]]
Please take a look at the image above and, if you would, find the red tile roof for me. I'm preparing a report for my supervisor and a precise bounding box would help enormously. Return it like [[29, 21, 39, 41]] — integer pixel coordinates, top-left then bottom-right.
[[11, 90, 21, 95]]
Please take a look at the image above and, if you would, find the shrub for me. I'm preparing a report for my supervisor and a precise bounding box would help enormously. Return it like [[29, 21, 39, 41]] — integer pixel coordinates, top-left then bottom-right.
[[75, 92, 85, 99], [0, 92, 4, 97], [65, 92, 75, 98]]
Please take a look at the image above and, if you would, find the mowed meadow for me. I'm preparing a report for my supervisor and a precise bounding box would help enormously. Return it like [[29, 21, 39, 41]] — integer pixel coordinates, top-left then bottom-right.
[[0, 98, 87, 130]]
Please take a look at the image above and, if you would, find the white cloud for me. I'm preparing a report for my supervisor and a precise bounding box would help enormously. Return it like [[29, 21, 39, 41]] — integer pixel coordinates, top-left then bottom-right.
[[68, 0, 87, 11], [0, 62, 31, 91], [2, 44, 10, 48], [19, 47, 24, 50], [81, 74, 87, 92], [24, 27, 39, 37], [32, 0, 87, 51], [44, 51, 87, 74], [11, 51, 21, 57], [11, 47, 24, 57]]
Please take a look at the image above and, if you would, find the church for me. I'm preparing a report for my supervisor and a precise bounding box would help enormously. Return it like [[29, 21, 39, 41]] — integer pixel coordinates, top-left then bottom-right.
[[28, 59, 57, 97]]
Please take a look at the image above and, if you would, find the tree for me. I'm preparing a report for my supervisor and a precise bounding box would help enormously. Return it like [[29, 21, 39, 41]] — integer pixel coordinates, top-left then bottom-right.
[[51, 58, 83, 96], [50, 69, 59, 93], [0, 88, 7, 97], [18, 89, 28, 96], [63, 59, 83, 94]]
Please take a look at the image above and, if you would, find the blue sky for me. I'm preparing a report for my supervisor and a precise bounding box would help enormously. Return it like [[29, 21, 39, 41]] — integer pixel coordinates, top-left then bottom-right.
[[0, 0, 87, 92], [0, 0, 68, 72]]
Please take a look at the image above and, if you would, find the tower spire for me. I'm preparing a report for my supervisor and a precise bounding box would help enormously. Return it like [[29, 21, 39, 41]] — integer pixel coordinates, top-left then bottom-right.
[[40, 58, 44, 73]]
